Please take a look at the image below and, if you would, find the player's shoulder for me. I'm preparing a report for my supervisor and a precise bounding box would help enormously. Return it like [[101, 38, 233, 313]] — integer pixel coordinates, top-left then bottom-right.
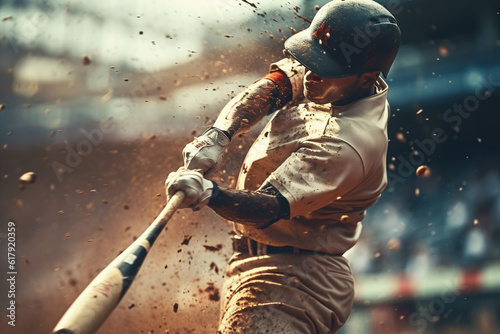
[[268, 58, 306, 105], [269, 57, 305, 75]]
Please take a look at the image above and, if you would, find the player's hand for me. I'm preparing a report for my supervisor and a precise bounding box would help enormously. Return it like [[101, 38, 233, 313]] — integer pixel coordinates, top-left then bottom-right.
[[165, 167, 214, 211], [182, 127, 229, 177]]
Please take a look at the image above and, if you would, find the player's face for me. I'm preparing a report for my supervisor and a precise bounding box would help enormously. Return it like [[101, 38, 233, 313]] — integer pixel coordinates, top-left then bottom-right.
[[303, 70, 365, 105]]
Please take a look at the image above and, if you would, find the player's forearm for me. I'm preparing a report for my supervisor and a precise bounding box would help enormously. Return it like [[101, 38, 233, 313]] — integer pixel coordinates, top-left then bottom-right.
[[213, 79, 279, 139], [207, 185, 285, 229]]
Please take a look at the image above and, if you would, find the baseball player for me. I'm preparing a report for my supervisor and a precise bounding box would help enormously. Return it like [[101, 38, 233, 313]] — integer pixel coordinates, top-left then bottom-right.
[[166, 0, 401, 332]]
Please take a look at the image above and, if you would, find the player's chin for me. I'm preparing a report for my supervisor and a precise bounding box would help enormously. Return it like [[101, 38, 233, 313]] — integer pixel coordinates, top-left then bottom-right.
[[305, 92, 330, 104], [304, 87, 334, 104]]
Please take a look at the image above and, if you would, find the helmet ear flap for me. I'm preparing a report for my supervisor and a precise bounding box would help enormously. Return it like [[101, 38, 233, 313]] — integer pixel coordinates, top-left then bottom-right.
[[374, 23, 401, 78]]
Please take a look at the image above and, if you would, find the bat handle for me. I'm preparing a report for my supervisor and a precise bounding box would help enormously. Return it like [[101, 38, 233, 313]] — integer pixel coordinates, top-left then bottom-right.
[[156, 191, 185, 226]]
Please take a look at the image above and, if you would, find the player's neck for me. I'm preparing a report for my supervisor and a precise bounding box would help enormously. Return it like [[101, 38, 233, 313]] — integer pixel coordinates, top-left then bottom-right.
[[332, 85, 375, 106]]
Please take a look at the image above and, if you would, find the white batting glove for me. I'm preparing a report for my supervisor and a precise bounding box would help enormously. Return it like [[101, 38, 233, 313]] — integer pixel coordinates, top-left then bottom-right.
[[182, 127, 230, 176], [165, 167, 214, 211]]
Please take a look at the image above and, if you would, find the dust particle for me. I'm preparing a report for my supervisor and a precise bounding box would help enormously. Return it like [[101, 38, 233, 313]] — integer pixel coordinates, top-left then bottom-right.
[[205, 282, 220, 301], [209, 262, 219, 274], [387, 238, 401, 251], [242, 0, 257, 8], [416, 165, 431, 178], [396, 132, 406, 142], [203, 244, 223, 252], [82, 56, 91, 65], [19, 171, 36, 184], [181, 235, 193, 246]]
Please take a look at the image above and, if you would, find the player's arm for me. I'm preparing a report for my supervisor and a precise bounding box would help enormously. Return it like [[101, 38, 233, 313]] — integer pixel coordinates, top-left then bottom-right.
[[207, 182, 290, 229], [182, 59, 300, 175], [165, 168, 289, 229], [212, 70, 292, 139]]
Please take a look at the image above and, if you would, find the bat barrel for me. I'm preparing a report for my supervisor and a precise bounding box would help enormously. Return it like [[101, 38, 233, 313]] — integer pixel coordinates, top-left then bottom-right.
[[52, 192, 185, 334]]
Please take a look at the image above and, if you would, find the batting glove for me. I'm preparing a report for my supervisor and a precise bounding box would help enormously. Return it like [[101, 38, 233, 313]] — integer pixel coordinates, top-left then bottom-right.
[[166, 167, 214, 211], [182, 127, 230, 177]]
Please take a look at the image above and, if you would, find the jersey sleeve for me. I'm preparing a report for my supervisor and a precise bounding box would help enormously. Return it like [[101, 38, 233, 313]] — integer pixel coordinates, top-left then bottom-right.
[[262, 71, 293, 109], [268, 58, 306, 103], [264, 137, 365, 219]]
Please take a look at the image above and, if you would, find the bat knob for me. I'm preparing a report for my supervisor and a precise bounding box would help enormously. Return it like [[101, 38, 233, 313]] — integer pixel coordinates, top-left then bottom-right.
[[53, 329, 76, 334]]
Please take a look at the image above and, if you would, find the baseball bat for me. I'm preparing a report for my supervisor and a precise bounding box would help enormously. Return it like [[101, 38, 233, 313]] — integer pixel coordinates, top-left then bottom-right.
[[52, 191, 185, 334]]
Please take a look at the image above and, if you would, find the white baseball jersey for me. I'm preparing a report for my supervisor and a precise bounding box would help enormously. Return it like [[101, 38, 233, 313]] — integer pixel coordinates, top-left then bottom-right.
[[233, 58, 390, 254]]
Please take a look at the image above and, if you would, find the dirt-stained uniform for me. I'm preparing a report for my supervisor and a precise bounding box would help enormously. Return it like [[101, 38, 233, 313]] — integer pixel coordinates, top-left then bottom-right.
[[218, 57, 390, 333], [166, 1, 401, 333]]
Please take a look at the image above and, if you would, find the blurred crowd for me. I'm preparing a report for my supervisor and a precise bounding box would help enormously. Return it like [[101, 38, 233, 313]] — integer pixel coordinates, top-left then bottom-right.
[[348, 159, 500, 277]]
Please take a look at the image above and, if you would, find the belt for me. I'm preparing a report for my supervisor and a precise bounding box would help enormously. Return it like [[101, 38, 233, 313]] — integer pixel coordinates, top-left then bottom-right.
[[232, 235, 342, 256]]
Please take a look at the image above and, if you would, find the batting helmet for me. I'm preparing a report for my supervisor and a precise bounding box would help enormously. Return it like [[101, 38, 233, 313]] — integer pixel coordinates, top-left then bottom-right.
[[284, 0, 401, 78]]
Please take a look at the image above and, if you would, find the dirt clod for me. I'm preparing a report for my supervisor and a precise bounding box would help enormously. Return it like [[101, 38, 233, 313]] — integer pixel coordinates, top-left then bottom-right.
[[19, 171, 36, 184], [416, 165, 431, 178], [181, 235, 193, 246], [203, 244, 223, 252], [204, 283, 220, 301], [210, 262, 219, 274], [82, 56, 91, 65]]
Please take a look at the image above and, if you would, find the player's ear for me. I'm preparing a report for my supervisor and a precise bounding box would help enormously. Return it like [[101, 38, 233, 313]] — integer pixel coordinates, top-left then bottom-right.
[[359, 71, 380, 89]]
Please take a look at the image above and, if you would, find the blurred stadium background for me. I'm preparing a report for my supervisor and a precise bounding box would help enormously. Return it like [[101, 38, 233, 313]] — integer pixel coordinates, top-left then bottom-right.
[[0, 0, 499, 333]]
